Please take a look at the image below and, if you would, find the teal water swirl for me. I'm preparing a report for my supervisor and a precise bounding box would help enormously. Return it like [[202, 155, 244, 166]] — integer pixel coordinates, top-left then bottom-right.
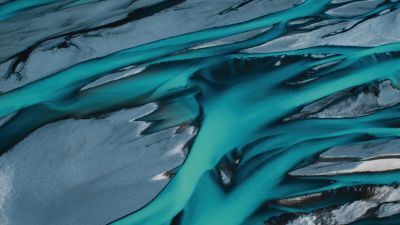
[[1, 0, 400, 224]]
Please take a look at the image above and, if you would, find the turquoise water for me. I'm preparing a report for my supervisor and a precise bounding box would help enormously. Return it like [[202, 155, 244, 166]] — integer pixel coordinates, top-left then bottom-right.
[[1, 0, 400, 224]]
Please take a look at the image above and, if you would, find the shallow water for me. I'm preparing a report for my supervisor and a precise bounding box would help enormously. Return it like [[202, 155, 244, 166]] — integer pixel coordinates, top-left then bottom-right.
[[1, 0, 400, 225]]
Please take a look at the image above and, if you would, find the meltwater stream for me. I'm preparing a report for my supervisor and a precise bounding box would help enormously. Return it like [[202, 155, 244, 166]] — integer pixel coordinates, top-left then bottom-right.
[[1, 0, 400, 225]]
